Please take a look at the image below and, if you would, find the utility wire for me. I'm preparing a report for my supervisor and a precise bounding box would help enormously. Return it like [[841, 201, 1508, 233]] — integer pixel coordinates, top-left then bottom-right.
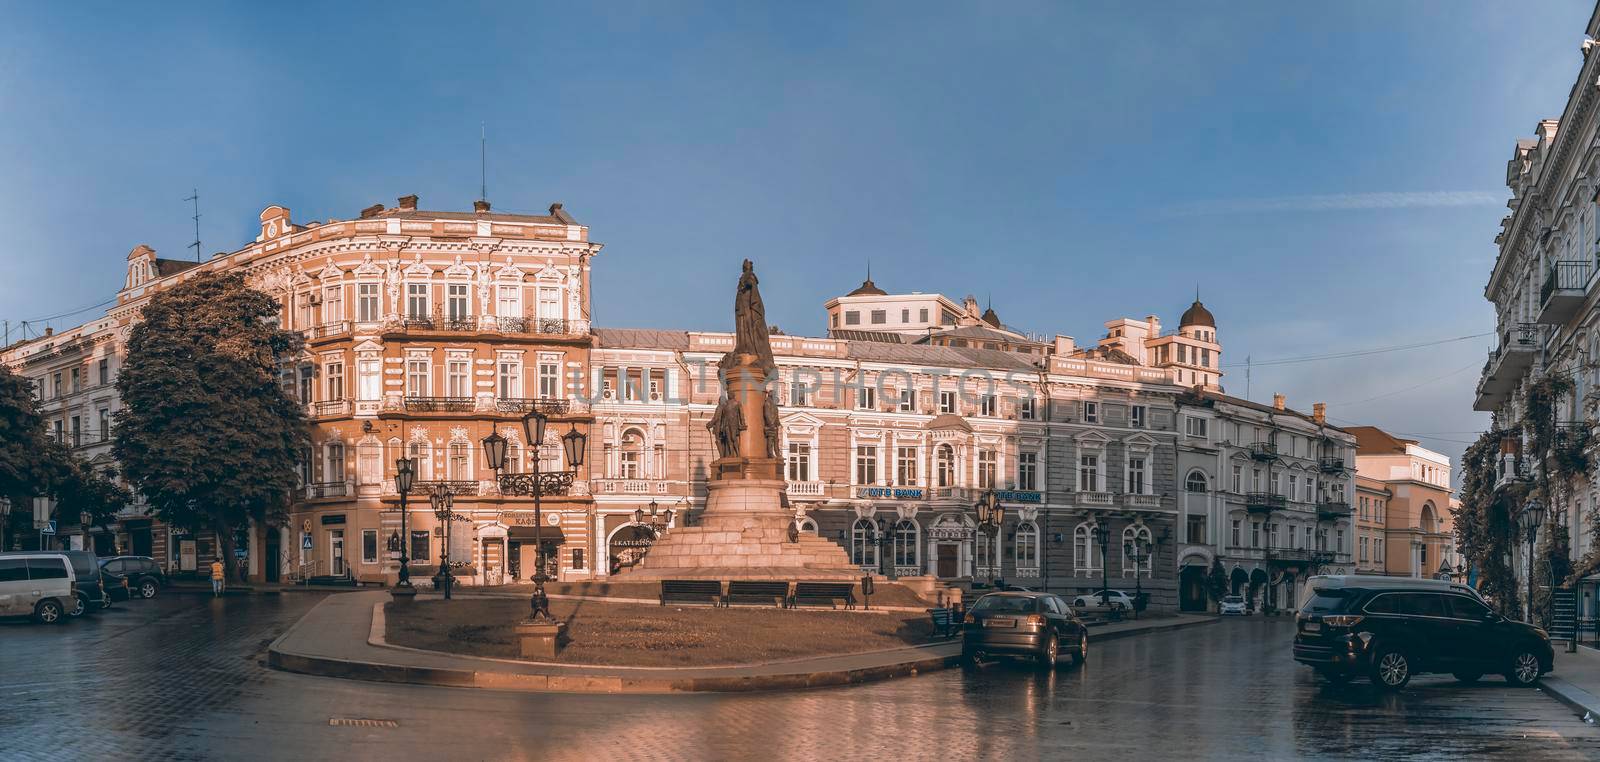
[[16, 295, 118, 324], [1221, 332, 1491, 368], [1325, 361, 1481, 408]]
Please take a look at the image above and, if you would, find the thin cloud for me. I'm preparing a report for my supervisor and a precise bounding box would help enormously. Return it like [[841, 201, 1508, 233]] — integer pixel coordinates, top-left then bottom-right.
[[1163, 190, 1503, 217]]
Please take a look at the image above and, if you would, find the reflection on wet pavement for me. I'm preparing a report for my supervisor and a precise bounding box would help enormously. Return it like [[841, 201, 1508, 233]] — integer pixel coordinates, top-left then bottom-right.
[[2, 598, 1596, 761]]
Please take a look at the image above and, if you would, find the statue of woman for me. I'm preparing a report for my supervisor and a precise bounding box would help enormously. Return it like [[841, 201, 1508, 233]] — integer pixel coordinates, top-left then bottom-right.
[[733, 259, 776, 373]]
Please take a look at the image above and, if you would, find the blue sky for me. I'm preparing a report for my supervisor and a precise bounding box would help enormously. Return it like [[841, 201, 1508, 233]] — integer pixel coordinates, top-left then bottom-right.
[[1, 1, 1593, 467]]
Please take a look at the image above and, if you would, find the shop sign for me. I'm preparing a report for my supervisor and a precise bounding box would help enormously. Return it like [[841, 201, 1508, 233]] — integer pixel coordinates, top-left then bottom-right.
[[857, 487, 924, 500]]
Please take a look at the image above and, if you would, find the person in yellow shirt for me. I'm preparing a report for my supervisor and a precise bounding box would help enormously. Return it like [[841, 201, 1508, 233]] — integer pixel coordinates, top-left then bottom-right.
[[210, 559, 225, 597]]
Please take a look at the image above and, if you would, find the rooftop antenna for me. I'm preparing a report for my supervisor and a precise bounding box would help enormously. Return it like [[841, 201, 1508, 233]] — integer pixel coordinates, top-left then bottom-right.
[[1245, 354, 1252, 400], [184, 189, 201, 261], [479, 122, 487, 203]]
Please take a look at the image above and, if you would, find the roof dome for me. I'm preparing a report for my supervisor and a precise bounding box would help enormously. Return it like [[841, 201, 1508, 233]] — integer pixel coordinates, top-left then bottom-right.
[[847, 278, 887, 297], [1180, 300, 1215, 328]]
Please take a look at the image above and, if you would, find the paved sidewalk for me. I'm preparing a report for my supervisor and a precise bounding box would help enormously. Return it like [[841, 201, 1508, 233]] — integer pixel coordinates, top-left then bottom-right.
[[266, 590, 1218, 694], [1543, 645, 1600, 721]]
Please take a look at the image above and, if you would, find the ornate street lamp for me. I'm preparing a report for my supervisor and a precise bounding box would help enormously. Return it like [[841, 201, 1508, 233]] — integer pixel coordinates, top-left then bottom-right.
[[1520, 500, 1546, 622], [1124, 534, 1153, 620], [483, 406, 587, 624], [634, 499, 674, 535], [973, 490, 1005, 588], [393, 456, 415, 593], [1090, 522, 1111, 610], [430, 483, 458, 600]]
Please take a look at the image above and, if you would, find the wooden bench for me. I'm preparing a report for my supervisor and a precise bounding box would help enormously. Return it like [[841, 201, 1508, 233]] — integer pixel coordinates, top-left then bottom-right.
[[927, 607, 960, 639], [725, 580, 791, 608], [659, 579, 724, 607], [790, 582, 856, 610]]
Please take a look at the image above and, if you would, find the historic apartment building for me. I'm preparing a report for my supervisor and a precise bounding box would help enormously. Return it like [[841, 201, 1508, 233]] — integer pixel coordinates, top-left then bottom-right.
[[1347, 426, 1458, 580], [1475, 8, 1600, 620]]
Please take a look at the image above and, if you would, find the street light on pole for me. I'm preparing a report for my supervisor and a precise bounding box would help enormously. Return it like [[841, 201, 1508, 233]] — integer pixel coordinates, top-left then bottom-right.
[[973, 490, 1005, 588], [1124, 534, 1152, 620], [1519, 500, 1546, 623], [393, 456, 415, 595], [430, 483, 456, 600], [483, 406, 587, 624], [1091, 522, 1110, 610]]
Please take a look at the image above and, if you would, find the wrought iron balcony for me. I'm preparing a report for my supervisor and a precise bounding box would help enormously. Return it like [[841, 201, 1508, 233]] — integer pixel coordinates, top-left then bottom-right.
[[494, 397, 570, 415], [1474, 323, 1540, 411], [1318, 457, 1345, 474], [313, 321, 349, 339], [495, 316, 528, 333], [1245, 492, 1287, 514], [306, 481, 348, 499], [1539, 260, 1591, 324], [442, 314, 477, 332], [1248, 442, 1279, 461], [1316, 501, 1352, 522], [403, 396, 475, 413], [409, 480, 479, 496], [402, 313, 436, 330], [309, 399, 350, 418], [493, 471, 575, 497]]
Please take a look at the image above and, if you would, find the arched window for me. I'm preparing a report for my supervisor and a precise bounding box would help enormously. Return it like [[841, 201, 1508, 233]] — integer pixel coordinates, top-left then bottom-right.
[[794, 516, 818, 535], [893, 519, 919, 569], [1015, 521, 1039, 573], [1122, 523, 1153, 578], [619, 429, 643, 479], [408, 441, 432, 481], [1073, 522, 1102, 574], [935, 445, 955, 488], [1420, 502, 1437, 533], [851, 518, 877, 567], [1185, 470, 1208, 493], [975, 527, 999, 574]]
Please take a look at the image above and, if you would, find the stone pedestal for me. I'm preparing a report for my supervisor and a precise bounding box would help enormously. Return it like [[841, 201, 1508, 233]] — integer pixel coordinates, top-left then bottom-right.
[[389, 585, 418, 605], [516, 621, 566, 659]]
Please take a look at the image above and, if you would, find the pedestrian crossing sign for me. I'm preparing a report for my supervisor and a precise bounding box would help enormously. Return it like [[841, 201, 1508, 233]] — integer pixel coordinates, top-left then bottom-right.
[[301, 534, 313, 550]]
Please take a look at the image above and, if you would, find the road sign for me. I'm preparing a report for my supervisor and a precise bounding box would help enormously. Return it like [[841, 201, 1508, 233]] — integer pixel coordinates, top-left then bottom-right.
[[301, 534, 313, 550], [234, 547, 248, 559], [40, 520, 56, 535]]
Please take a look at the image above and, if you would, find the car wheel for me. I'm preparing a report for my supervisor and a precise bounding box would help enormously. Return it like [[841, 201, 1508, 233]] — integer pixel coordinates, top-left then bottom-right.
[[35, 598, 65, 624], [139, 580, 158, 599], [1072, 632, 1088, 666], [1370, 648, 1411, 691], [1506, 650, 1542, 686], [1038, 634, 1059, 669], [1452, 671, 1483, 684], [68, 594, 87, 618]]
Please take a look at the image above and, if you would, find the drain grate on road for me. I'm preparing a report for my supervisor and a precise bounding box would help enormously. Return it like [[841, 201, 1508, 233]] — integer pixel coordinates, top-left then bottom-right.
[[329, 718, 399, 728]]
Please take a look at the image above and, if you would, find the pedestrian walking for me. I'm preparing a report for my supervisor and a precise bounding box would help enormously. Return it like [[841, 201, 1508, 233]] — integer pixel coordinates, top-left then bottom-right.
[[210, 558, 225, 597]]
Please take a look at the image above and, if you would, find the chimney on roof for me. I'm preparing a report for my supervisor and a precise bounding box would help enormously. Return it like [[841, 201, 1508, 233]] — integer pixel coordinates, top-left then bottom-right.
[[1273, 393, 1286, 411], [44, 327, 54, 337], [1147, 315, 1161, 335], [398, 194, 418, 211], [359, 204, 385, 219], [1053, 335, 1075, 355], [1313, 403, 1326, 425], [473, 199, 492, 214]]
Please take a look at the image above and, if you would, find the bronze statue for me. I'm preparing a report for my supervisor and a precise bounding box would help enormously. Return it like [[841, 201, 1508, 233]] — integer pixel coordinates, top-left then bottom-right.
[[762, 394, 781, 459], [733, 259, 776, 373], [708, 393, 745, 459]]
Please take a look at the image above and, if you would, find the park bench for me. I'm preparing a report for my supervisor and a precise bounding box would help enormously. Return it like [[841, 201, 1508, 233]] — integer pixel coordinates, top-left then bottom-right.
[[927, 607, 960, 639], [790, 581, 856, 610], [725, 580, 791, 608], [659, 579, 724, 607]]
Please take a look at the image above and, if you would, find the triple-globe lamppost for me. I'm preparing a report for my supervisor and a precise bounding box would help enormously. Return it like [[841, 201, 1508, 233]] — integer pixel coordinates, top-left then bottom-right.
[[430, 483, 468, 600], [481, 406, 587, 624], [973, 489, 1005, 588]]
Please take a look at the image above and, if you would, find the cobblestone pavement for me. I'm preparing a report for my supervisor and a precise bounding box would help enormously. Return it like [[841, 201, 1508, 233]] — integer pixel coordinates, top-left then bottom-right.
[[4, 599, 1600, 761]]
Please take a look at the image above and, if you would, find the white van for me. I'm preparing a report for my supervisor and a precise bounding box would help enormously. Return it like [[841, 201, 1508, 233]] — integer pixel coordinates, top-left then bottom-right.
[[0, 552, 78, 623]]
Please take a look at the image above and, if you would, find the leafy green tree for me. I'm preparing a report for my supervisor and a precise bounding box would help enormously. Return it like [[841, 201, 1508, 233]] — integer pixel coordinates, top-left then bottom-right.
[[113, 272, 307, 580], [0, 364, 67, 549], [54, 458, 133, 548], [1207, 558, 1228, 607]]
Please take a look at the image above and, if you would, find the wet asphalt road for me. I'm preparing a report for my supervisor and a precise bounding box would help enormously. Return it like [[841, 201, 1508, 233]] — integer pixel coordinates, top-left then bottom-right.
[[4, 594, 1599, 761]]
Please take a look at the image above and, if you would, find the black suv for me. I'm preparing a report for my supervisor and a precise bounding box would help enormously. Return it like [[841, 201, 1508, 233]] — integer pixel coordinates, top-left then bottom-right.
[[100, 556, 167, 600], [1293, 576, 1554, 690]]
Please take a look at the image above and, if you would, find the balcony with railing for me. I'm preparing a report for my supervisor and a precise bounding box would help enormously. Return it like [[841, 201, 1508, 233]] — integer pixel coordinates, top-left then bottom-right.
[[593, 478, 669, 495], [402, 397, 475, 413], [305, 481, 349, 499], [494, 397, 571, 415], [1122, 493, 1162, 510], [408, 480, 479, 496], [309, 399, 350, 418], [1078, 491, 1115, 507], [312, 321, 350, 339], [1245, 492, 1288, 514], [786, 481, 827, 497], [1539, 260, 1591, 324], [1248, 442, 1279, 461], [1316, 501, 1352, 522], [1474, 323, 1540, 411], [1318, 456, 1345, 474]]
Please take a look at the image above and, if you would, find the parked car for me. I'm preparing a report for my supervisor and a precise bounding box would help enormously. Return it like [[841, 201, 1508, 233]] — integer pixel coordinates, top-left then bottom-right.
[[1293, 574, 1554, 691], [962, 591, 1089, 669], [13, 550, 108, 617], [1219, 595, 1248, 616], [0, 552, 78, 623], [100, 556, 167, 600], [1072, 590, 1135, 612]]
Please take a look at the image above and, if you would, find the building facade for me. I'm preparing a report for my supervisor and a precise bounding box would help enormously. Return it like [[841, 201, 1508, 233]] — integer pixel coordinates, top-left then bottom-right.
[[1347, 426, 1458, 580]]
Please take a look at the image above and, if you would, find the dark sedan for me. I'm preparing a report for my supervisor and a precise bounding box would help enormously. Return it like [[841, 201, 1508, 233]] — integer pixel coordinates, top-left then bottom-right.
[[99, 556, 167, 600], [962, 591, 1088, 669]]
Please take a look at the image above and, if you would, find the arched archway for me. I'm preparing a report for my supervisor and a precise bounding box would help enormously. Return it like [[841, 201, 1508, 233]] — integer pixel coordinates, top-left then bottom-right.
[[1249, 568, 1268, 611], [1230, 567, 1248, 595], [607, 523, 657, 575], [1179, 565, 1207, 612]]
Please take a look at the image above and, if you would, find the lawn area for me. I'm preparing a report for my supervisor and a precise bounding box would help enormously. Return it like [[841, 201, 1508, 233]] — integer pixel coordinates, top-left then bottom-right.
[[385, 598, 936, 667]]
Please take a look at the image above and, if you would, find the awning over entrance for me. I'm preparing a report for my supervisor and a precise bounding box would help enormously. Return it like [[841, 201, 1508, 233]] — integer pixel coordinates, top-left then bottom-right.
[[508, 526, 566, 544]]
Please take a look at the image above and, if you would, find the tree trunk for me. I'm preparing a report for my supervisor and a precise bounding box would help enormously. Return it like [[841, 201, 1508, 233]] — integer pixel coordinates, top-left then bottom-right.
[[214, 519, 239, 583]]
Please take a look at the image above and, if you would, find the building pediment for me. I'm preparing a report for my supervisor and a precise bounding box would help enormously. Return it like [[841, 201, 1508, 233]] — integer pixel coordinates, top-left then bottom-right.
[[925, 413, 972, 432]]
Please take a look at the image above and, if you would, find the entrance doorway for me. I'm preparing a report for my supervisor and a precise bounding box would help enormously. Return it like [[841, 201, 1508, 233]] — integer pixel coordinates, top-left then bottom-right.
[[1179, 565, 1207, 612], [508, 541, 522, 580], [937, 544, 959, 578], [330, 530, 345, 577], [130, 523, 153, 557], [265, 531, 281, 583]]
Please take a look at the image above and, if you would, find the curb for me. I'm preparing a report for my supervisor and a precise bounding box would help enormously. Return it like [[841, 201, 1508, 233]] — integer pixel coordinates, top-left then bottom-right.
[[265, 599, 1218, 695], [1540, 676, 1600, 721]]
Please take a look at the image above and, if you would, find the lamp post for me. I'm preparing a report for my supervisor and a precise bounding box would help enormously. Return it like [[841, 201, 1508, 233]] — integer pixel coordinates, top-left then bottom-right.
[[393, 456, 415, 594], [1091, 523, 1110, 608], [430, 483, 457, 600], [868, 518, 894, 580], [483, 406, 587, 624], [1124, 534, 1152, 620], [1519, 500, 1546, 623], [633, 499, 674, 536], [973, 490, 1005, 588]]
